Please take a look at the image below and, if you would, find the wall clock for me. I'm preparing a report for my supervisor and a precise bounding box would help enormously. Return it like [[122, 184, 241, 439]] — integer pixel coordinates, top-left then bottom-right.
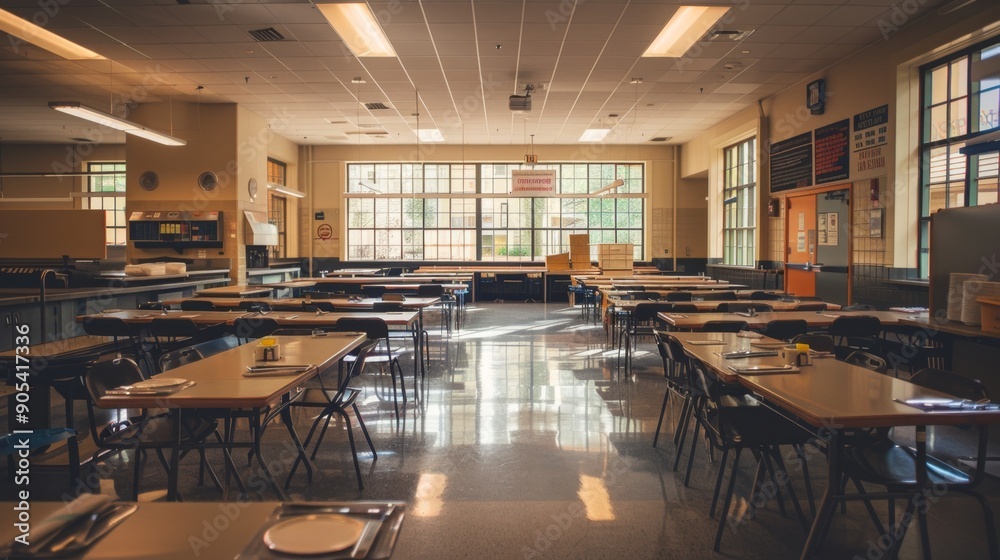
[[138, 170, 159, 191], [248, 177, 258, 201], [198, 171, 218, 191]]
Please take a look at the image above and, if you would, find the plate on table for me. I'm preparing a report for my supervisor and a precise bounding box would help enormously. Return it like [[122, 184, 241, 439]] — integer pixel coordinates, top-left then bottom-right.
[[132, 377, 188, 389], [263, 514, 365, 555]]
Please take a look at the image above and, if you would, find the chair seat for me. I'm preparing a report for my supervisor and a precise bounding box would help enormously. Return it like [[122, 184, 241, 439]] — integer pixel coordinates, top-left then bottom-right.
[[844, 439, 971, 486], [102, 415, 217, 447]]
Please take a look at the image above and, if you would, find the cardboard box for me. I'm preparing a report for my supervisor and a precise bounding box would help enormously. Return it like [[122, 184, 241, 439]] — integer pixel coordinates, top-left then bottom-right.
[[545, 253, 571, 271], [978, 298, 1000, 334]]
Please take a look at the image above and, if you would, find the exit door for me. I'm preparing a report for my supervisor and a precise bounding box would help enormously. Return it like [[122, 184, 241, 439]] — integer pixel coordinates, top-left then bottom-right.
[[785, 188, 850, 305]]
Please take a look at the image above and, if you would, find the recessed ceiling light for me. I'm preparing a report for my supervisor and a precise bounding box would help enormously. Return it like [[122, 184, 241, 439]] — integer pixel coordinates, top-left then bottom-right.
[[317, 3, 397, 57], [418, 129, 444, 142], [642, 6, 730, 57], [0, 8, 105, 60], [579, 129, 611, 142]]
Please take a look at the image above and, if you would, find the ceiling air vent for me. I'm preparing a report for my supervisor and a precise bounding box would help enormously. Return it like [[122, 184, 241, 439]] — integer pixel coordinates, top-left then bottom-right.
[[248, 27, 285, 42], [706, 29, 754, 42], [650, 137, 672, 142], [364, 102, 389, 110]]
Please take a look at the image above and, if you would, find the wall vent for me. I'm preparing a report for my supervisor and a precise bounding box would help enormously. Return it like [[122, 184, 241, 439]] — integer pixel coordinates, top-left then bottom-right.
[[364, 102, 389, 110]]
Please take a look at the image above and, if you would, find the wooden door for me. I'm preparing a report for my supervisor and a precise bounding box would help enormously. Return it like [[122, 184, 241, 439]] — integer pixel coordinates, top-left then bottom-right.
[[785, 195, 817, 297]]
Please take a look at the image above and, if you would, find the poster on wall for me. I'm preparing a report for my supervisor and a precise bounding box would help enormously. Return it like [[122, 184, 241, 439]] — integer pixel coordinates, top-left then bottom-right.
[[852, 104, 889, 178], [814, 119, 850, 184], [827, 212, 839, 245], [769, 132, 813, 192]]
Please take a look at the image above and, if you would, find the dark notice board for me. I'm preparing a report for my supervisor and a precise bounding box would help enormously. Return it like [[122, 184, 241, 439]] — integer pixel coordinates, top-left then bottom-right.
[[929, 204, 1000, 318], [814, 119, 850, 184], [769, 132, 813, 192]]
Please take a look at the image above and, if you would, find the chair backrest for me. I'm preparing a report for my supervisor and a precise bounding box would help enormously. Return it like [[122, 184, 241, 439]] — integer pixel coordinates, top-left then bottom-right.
[[85, 356, 144, 405], [793, 303, 828, 311], [633, 302, 675, 323], [829, 315, 881, 338], [790, 334, 835, 353], [628, 291, 660, 301], [137, 302, 167, 310], [81, 316, 134, 338], [760, 319, 808, 342], [149, 317, 201, 339], [669, 303, 699, 313], [665, 291, 693, 302], [843, 350, 887, 374], [910, 368, 988, 402], [750, 291, 782, 301], [180, 299, 216, 311], [417, 284, 444, 297], [373, 301, 405, 312], [335, 317, 390, 340], [700, 291, 738, 301], [238, 301, 272, 312], [158, 347, 203, 372], [717, 302, 773, 313], [701, 320, 749, 333], [232, 317, 280, 341]]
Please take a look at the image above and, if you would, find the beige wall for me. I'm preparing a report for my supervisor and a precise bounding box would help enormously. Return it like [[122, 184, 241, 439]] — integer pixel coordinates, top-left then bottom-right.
[[0, 144, 125, 209], [680, 2, 1000, 269], [300, 143, 688, 262]]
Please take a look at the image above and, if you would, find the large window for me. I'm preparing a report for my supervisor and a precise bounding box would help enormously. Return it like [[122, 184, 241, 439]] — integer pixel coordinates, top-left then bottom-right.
[[267, 158, 287, 258], [85, 162, 126, 245], [345, 162, 644, 261], [919, 38, 1000, 275], [722, 138, 756, 266]]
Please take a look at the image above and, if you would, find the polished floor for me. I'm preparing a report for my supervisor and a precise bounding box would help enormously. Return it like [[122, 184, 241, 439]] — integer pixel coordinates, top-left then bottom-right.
[[11, 303, 1000, 559]]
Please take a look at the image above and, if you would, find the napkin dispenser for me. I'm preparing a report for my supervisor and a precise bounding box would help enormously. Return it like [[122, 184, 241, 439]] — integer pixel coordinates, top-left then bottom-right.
[[780, 344, 811, 366], [255, 337, 281, 361]]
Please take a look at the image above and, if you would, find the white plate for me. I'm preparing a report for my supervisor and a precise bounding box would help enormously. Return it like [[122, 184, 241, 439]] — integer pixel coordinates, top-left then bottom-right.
[[263, 514, 365, 555], [132, 377, 188, 389]]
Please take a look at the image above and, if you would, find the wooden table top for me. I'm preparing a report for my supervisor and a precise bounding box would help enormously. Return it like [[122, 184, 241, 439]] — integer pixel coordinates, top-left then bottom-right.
[[261, 280, 318, 289], [307, 275, 472, 284], [162, 296, 441, 311], [670, 331, 1000, 428], [321, 268, 383, 276], [657, 310, 926, 330], [78, 309, 419, 328], [97, 334, 364, 409], [195, 285, 273, 297], [898, 315, 1000, 340], [608, 298, 841, 311], [366, 283, 468, 291], [0, 335, 116, 360]]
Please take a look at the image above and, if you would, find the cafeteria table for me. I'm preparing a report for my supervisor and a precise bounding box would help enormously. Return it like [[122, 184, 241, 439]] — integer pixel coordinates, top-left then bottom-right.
[[608, 298, 841, 312], [95, 334, 365, 501], [0, 500, 406, 559], [669, 331, 1000, 559], [657, 310, 926, 331], [194, 285, 273, 298]]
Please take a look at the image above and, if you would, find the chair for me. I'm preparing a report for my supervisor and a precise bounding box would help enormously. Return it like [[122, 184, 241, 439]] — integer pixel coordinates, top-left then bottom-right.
[[417, 284, 452, 335], [793, 302, 828, 311], [716, 302, 773, 313], [82, 356, 221, 500], [137, 301, 168, 310], [81, 316, 152, 374], [701, 320, 749, 333], [669, 303, 699, 314], [836, 369, 998, 559], [758, 319, 808, 342], [843, 350, 887, 374], [0, 428, 79, 491], [749, 291, 782, 301], [652, 332, 693, 453], [335, 317, 408, 419], [284, 338, 380, 490], [686, 361, 814, 552], [665, 291, 693, 302], [148, 317, 227, 356], [232, 317, 280, 343], [829, 315, 882, 359], [237, 301, 272, 313], [158, 335, 240, 372], [619, 302, 674, 377], [627, 291, 661, 301], [180, 299, 216, 311], [790, 334, 835, 353], [700, 291, 739, 301]]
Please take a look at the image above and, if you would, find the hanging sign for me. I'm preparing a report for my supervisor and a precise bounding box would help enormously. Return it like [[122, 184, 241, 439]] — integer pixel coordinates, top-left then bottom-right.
[[511, 169, 556, 196]]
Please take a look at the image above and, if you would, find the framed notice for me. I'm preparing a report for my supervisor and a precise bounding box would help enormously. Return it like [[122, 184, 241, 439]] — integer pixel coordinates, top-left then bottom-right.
[[869, 208, 884, 238], [510, 169, 556, 196]]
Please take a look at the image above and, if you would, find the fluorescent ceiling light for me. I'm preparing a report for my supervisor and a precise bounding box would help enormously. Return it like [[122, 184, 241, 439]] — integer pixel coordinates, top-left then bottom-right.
[[267, 182, 306, 199], [591, 178, 625, 196], [49, 102, 186, 146], [579, 129, 611, 142], [317, 3, 397, 57], [642, 6, 730, 58], [0, 8, 105, 60], [418, 129, 444, 142]]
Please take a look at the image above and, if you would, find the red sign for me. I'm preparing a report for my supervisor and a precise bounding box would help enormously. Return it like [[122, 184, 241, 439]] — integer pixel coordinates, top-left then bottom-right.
[[316, 224, 333, 240]]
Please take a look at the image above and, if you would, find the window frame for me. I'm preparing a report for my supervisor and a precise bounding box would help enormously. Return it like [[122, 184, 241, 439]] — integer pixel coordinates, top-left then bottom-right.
[[721, 138, 757, 267], [84, 161, 126, 246]]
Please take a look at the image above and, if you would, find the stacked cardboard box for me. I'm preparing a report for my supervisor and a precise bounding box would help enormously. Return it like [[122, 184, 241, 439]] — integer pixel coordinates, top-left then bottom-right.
[[597, 243, 633, 274], [569, 234, 591, 269]]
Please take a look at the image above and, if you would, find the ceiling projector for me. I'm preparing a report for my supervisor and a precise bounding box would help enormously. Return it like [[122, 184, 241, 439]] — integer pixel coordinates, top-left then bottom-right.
[[509, 84, 533, 112]]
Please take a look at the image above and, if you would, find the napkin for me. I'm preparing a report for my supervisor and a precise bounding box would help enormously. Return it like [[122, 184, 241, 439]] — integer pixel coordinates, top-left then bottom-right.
[[24, 494, 112, 547]]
